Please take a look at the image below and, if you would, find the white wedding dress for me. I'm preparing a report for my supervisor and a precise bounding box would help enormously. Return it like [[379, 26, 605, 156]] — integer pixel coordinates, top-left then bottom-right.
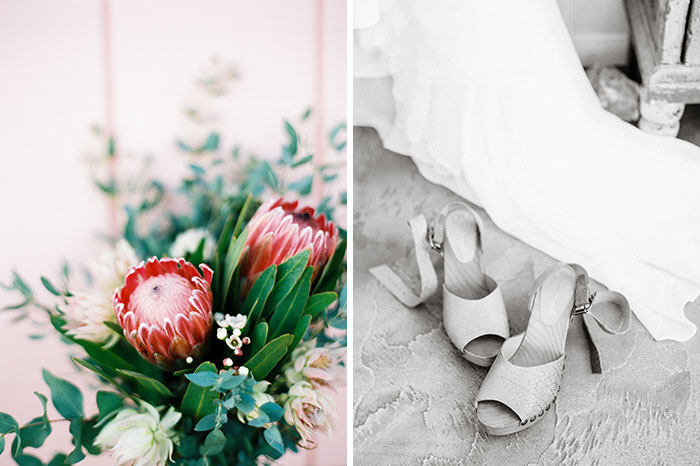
[[354, 0, 700, 342]]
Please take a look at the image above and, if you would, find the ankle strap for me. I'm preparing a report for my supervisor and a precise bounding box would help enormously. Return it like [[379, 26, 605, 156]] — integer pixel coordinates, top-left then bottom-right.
[[369, 214, 438, 307], [569, 263, 632, 373], [369, 202, 485, 308], [428, 201, 484, 254]]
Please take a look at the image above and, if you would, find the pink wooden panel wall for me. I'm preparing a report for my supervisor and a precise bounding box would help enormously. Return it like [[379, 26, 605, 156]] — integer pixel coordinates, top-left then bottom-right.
[[0, 1, 347, 464]]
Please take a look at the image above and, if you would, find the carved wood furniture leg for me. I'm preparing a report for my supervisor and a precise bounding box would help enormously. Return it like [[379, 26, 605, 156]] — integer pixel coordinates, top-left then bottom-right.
[[638, 87, 685, 137]]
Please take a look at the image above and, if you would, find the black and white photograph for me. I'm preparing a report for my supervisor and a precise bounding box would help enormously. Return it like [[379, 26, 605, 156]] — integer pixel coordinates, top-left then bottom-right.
[[353, 0, 700, 464]]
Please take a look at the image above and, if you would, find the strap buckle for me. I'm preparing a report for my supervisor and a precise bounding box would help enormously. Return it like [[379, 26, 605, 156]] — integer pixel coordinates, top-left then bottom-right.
[[573, 291, 597, 315], [427, 225, 442, 252]]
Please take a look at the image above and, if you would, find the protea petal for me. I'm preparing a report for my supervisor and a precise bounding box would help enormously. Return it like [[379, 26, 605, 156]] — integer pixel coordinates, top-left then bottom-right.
[[240, 198, 339, 293], [113, 256, 214, 367]]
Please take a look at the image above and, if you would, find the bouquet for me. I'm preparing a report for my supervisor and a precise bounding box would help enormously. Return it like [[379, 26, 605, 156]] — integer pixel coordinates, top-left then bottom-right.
[[0, 63, 347, 466]]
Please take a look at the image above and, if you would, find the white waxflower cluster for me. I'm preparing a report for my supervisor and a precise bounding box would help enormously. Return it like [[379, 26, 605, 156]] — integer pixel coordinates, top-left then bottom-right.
[[214, 312, 249, 356]]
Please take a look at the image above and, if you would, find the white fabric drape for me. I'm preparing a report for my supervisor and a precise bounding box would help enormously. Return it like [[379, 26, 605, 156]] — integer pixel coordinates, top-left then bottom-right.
[[354, 0, 700, 342]]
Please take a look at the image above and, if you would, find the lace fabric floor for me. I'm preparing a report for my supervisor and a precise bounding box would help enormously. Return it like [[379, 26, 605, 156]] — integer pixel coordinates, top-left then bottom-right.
[[353, 125, 700, 465]]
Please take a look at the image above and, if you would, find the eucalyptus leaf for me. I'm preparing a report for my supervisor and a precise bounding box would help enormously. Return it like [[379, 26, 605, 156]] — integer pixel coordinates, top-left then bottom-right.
[[283, 120, 298, 156], [40, 276, 61, 296], [180, 362, 218, 421], [288, 175, 313, 195], [47, 454, 67, 466], [184, 372, 219, 388], [96, 391, 123, 421], [237, 393, 256, 414], [194, 413, 217, 432], [12, 416, 51, 452], [42, 370, 83, 419], [13, 454, 43, 466], [260, 402, 284, 422], [218, 375, 245, 390], [264, 425, 285, 455], [200, 429, 226, 456], [0, 412, 18, 434], [66, 418, 85, 463]]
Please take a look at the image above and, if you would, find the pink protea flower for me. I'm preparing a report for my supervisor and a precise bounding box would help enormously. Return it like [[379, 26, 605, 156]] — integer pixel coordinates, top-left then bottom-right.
[[241, 198, 339, 291], [113, 257, 214, 367]]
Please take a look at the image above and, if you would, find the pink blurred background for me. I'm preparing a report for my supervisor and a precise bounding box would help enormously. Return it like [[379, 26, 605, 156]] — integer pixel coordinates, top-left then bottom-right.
[[0, 1, 347, 465]]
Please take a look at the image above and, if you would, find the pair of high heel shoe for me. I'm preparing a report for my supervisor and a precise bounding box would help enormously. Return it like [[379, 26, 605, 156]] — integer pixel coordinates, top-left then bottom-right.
[[370, 202, 631, 435]]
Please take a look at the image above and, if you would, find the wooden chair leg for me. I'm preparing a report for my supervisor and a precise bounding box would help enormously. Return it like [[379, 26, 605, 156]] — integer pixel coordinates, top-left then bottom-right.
[[638, 86, 685, 137]]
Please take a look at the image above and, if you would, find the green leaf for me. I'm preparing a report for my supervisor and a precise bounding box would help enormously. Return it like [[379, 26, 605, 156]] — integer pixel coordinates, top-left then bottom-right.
[[236, 393, 255, 414], [288, 175, 313, 196], [66, 418, 85, 463], [72, 358, 130, 399], [287, 314, 311, 357], [264, 425, 285, 455], [12, 416, 51, 452], [283, 120, 298, 156], [201, 132, 220, 152], [42, 369, 83, 419], [314, 239, 346, 293], [74, 338, 136, 373], [245, 334, 293, 380], [180, 362, 218, 421], [329, 122, 347, 151], [260, 402, 284, 422], [177, 140, 192, 152], [200, 429, 226, 456], [221, 229, 249, 310], [40, 276, 61, 296], [80, 420, 101, 455], [33, 392, 49, 429], [0, 412, 18, 434], [194, 413, 217, 432], [47, 454, 67, 466], [233, 194, 256, 237], [241, 265, 276, 332], [304, 292, 337, 318], [13, 454, 43, 466], [116, 369, 174, 400], [102, 320, 124, 335], [248, 322, 268, 357], [96, 391, 123, 421], [218, 375, 245, 390], [0, 436, 4, 455], [216, 214, 235, 261], [268, 267, 312, 340], [292, 154, 313, 167], [184, 372, 219, 388], [263, 250, 310, 318]]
